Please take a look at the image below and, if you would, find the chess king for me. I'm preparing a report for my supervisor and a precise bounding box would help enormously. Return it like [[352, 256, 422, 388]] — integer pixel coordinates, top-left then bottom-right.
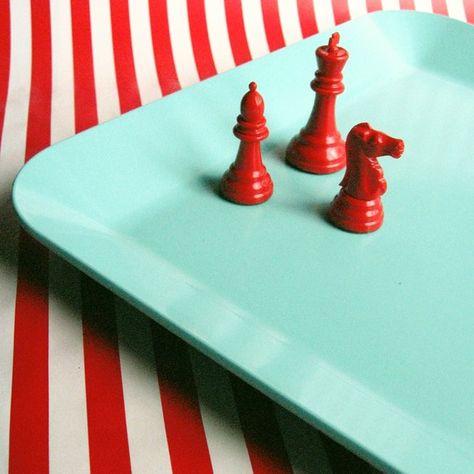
[[286, 32, 348, 174], [329, 122, 404, 233]]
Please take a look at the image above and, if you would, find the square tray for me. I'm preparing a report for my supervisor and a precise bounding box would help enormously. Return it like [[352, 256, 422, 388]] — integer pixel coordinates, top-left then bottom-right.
[[13, 11, 474, 473]]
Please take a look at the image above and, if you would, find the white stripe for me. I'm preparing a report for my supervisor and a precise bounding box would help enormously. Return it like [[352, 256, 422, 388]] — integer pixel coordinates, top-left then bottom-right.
[[204, 0, 236, 74], [0, 1, 31, 172], [313, 0, 336, 31], [116, 302, 172, 474], [190, 349, 253, 474], [50, 0, 75, 144], [381, 0, 401, 9], [278, 0, 303, 45], [128, 0, 162, 105], [446, 0, 467, 21], [414, 0, 434, 12], [0, 0, 32, 467], [274, 405, 332, 474], [241, 0, 270, 59], [167, 0, 200, 88], [89, 0, 121, 122], [48, 255, 90, 474], [348, 0, 369, 18]]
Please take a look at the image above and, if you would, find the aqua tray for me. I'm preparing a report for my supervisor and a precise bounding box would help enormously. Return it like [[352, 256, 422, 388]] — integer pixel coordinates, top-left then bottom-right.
[[13, 12, 474, 473]]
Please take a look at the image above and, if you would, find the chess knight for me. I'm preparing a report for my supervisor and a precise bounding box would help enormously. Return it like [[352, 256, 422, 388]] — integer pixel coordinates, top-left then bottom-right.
[[329, 122, 404, 233]]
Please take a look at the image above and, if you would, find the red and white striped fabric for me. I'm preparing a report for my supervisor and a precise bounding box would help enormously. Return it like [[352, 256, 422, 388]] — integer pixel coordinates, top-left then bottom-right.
[[0, 1, 472, 472]]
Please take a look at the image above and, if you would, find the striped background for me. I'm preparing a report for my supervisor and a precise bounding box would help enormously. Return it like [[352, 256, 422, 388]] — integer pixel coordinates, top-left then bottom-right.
[[0, 1, 472, 472]]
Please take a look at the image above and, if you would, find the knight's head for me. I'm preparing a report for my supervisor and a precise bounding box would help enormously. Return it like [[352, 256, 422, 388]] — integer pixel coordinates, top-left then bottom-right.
[[341, 123, 404, 200], [352, 122, 404, 159]]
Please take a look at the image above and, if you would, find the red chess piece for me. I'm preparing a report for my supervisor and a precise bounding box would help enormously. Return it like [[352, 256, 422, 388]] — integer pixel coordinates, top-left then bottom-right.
[[328, 122, 404, 233], [220, 82, 273, 205], [286, 32, 348, 174]]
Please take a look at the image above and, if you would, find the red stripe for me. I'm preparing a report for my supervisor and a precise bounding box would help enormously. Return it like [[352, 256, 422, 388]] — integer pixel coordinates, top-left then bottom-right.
[[296, 0, 318, 38], [224, 0, 252, 65], [109, 0, 141, 113], [24, 0, 52, 162], [71, 0, 98, 133], [73, 5, 131, 471], [81, 277, 132, 473], [187, 0, 218, 80], [231, 376, 292, 474], [399, 0, 415, 9], [366, 0, 383, 13], [431, 0, 448, 15], [151, 323, 213, 474], [9, 2, 52, 470], [332, 0, 351, 25], [260, 0, 286, 51], [9, 232, 49, 474], [149, 0, 180, 95], [0, 0, 10, 142], [464, 0, 474, 23]]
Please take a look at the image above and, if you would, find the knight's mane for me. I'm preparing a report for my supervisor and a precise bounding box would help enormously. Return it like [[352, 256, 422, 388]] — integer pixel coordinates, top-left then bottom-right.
[[339, 128, 364, 187]]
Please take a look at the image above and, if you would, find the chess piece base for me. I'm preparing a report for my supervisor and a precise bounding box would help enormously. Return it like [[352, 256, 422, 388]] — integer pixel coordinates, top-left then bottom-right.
[[220, 166, 273, 205], [329, 189, 383, 233], [286, 134, 346, 174]]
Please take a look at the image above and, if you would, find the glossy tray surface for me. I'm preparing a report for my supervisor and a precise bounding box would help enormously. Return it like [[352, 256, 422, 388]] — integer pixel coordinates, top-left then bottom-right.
[[13, 12, 474, 474]]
